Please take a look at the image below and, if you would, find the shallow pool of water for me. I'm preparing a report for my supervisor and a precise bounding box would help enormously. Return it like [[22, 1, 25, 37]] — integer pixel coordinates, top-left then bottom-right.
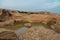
[[14, 26, 44, 36]]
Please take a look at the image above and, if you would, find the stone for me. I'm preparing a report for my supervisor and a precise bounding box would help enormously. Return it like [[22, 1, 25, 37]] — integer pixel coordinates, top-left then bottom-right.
[[0, 28, 18, 40], [19, 27, 57, 40]]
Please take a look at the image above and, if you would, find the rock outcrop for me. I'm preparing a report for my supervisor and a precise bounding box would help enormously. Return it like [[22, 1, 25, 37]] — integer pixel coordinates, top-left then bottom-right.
[[0, 28, 18, 40], [19, 27, 60, 40], [0, 9, 60, 32]]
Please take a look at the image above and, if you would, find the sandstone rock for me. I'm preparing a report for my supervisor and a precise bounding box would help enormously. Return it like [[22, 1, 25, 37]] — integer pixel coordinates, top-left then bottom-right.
[[51, 34, 60, 40], [19, 27, 57, 40], [0, 28, 18, 40], [24, 22, 32, 28], [50, 24, 60, 33]]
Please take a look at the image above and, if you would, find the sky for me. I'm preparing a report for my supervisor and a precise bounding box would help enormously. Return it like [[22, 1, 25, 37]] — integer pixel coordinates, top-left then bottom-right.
[[0, 0, 60, 13]]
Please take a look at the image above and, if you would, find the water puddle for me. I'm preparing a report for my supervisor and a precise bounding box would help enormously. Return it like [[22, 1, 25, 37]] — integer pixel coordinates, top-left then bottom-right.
[[14, 26, 44, 35]]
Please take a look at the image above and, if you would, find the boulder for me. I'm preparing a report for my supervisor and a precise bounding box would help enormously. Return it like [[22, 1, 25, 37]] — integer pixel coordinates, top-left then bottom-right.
[[0, 28, 18, 40], [19, 27, 58, 40]]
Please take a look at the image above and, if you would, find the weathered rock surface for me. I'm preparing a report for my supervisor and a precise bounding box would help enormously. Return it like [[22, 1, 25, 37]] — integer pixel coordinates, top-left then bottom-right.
[[19, 27, 60, 40], [0, 9, 60, 32], [0, 28, 18, 40]]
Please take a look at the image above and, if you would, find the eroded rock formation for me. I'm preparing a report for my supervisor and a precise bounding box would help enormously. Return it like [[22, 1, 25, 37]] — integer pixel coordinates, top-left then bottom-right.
[[19, 27, 60, 40], [0, 9, 60, 33], [0, 28, 18, 40]]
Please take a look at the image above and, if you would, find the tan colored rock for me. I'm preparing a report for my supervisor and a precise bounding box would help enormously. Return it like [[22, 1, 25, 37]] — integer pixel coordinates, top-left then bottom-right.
[[0, 9, 60, 30], [0, 9, 2, 16], [19, 27, 57, 40], [24, 22, 32, 28], [51, 34, 60, 40], [0, 28, 18, 40]]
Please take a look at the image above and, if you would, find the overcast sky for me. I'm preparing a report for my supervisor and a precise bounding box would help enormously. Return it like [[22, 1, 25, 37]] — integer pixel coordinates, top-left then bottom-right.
[[0, 0, 60, 13]]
